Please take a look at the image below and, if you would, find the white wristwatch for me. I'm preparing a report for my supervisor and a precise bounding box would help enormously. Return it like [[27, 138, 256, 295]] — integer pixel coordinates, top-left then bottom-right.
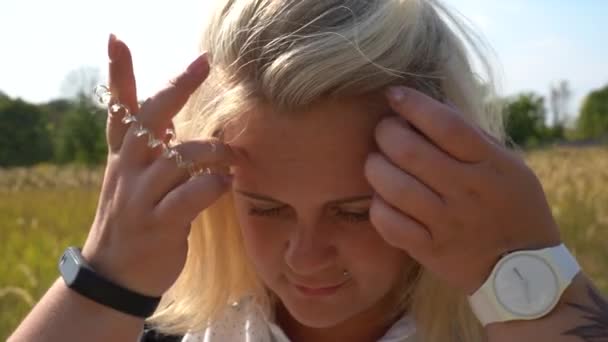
[[467, 243, 581, 326]]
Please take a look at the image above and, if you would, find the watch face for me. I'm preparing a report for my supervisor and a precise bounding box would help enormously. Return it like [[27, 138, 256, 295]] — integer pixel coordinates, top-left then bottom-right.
[[493, 253, 560, 317], [59, 251, 79, 284]]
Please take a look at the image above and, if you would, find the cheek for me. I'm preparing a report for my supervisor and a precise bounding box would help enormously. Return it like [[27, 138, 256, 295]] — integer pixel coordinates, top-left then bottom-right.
[[242, 221, 285, 260], [342, 227, 411, 286], [234, 205, 287, 276]]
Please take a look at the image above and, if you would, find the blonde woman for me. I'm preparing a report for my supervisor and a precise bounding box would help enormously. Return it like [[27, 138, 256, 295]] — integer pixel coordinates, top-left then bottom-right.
[[10, 0, 607, 341]]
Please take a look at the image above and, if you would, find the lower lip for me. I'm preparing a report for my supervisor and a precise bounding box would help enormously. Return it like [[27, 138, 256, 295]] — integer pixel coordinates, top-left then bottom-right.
[[294, 281, 347, 297]]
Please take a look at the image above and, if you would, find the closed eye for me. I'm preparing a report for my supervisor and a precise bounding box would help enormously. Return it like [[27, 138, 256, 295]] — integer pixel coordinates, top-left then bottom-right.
[[247, 206, 370, 223], [335, 209, 370, 222], [248, 206, 285, 217]]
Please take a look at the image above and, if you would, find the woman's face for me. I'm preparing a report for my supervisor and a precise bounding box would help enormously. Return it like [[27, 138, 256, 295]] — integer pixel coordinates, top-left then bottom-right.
[[226, 96, 414, 329]]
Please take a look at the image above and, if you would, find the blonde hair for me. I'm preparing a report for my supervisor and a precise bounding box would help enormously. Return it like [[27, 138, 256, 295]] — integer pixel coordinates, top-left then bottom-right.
[[147, 0, 506, 340]]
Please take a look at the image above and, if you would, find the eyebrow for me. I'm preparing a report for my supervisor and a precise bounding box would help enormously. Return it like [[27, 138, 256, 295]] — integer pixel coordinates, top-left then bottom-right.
[[234, 189, 373, 206]]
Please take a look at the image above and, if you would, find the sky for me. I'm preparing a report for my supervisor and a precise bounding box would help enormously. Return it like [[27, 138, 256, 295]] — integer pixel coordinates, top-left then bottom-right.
[[1, 0, 606, 122]]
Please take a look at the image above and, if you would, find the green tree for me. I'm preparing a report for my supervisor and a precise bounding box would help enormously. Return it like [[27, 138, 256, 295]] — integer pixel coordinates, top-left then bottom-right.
[[54, 100, 107, 165], [0, 98, 54, 166], [40, 99, 79, 161], [503, 93, 548, 148], [52, 65, 108, 165], [576, 84, 608, 140], [0, 91, 10, 108], [549, 81, 571, 125]]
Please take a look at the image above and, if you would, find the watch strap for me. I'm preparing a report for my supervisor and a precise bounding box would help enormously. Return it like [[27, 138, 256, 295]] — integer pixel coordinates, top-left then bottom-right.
[[59, 246, 161, 318], [546, 243, 580, 286]]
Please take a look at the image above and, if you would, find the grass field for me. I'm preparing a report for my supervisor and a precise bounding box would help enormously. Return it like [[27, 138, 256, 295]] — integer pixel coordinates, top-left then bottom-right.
[[1, 146, 607, 340]]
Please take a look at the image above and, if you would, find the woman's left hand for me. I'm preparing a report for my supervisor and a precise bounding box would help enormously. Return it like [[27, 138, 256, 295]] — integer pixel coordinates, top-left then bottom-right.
[[364, 86, 562, 295]]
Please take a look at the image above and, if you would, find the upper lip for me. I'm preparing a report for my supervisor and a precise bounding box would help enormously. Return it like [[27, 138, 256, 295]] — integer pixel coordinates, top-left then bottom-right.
[[296, 283, 343, 289]]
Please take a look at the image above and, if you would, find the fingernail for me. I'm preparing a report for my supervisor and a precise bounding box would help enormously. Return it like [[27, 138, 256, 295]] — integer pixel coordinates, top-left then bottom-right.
[[387, 86, 405, 102], [108, 33, 121, 61], [186, 53, 209, 76]]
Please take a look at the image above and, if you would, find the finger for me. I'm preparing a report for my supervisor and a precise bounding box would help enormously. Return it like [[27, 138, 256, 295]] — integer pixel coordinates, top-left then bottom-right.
[[364, 152, 445, 230], [121, 53, 210, 167], [106, 34, 139, 153], [386, 86, 490, 163], [445, 100, 506, 149], [140, 139, 244, 205], [369, 193, 432, 257], [153, 172, 231, 235], [375, 116, 466, 198]]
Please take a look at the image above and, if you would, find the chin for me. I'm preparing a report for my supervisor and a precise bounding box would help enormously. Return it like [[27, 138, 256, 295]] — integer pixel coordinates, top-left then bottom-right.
[[282, 299, 355, 328], [274, 281, 360, 328]]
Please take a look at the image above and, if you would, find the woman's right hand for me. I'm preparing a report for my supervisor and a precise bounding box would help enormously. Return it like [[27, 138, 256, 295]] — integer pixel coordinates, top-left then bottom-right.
[[80, 34, 240, 298]]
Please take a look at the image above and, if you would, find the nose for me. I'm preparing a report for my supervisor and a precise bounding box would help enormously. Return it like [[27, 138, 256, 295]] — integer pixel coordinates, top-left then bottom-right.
[[284, 221, 338, 278]]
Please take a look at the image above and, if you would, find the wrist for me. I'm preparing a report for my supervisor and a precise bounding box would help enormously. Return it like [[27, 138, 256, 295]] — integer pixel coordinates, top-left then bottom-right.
[[55, 277, 146, 323], [80, 246, 132, 291], [59, 246, 162, 319], [484, 272, 594, 339]]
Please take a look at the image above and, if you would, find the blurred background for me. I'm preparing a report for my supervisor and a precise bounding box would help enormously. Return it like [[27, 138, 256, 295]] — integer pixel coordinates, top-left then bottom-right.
[[1, 0, 607, 339]]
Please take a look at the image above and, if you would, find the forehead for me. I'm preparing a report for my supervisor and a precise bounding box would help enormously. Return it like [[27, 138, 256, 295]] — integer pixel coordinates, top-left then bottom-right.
[[225, 96, 392, 199]]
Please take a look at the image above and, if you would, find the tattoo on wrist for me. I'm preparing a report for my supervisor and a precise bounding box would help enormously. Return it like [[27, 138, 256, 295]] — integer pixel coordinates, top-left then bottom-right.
[[561, 284, 608, 341]]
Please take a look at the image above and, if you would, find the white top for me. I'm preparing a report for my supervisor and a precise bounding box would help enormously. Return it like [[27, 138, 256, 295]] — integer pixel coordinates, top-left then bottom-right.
[[182, 296, 418, 342]]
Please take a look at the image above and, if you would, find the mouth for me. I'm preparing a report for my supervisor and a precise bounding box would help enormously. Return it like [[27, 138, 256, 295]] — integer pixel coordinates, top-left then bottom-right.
[[292, 280, 349, 297]]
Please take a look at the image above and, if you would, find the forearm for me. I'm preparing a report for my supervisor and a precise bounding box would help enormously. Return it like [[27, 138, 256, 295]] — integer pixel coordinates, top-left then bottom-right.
[[485, 272, 608, 342], [9, 277, 145, 342]]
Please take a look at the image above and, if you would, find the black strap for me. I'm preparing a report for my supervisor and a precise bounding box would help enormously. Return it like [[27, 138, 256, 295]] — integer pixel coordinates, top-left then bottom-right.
[[65, 247, 161, 318], [73, 266, 161, 318]]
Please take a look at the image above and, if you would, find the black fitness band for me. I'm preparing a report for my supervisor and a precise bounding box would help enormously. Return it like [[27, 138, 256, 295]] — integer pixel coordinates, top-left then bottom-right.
[[58, 246, 161, 318]]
